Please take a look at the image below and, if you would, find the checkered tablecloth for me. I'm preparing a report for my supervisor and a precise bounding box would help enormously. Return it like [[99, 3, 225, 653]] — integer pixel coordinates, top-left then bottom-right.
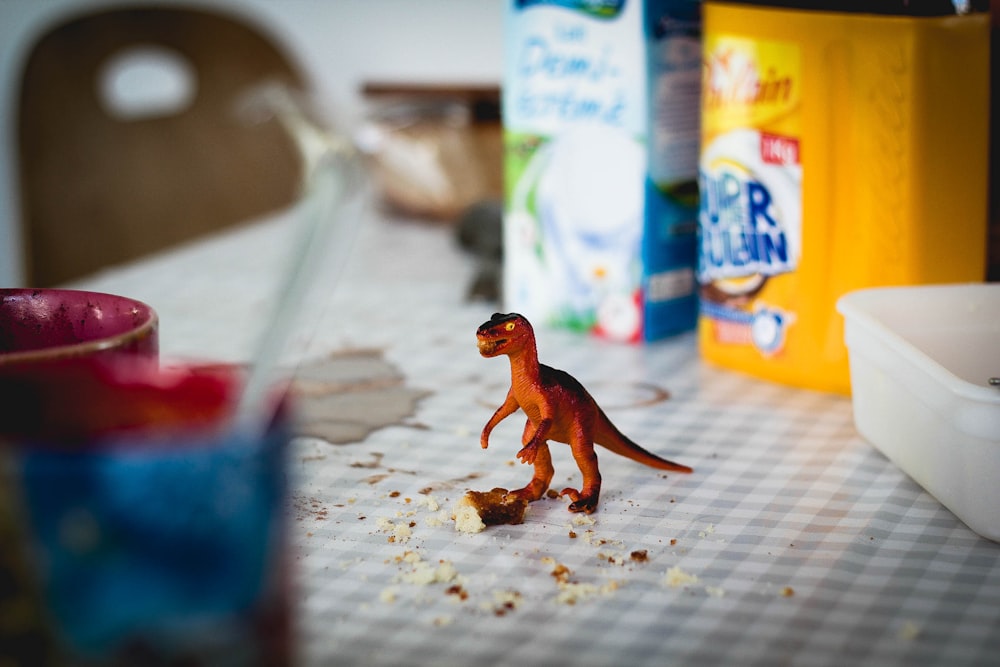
[[74, 208, 1000, 667]]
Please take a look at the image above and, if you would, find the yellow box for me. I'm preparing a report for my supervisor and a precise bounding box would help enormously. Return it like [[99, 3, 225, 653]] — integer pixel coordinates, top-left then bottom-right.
[[697, 2, 989, 394]]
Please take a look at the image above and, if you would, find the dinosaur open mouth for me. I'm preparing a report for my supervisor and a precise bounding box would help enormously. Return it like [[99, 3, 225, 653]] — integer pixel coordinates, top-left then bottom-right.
[[477, 337, 506, 355]]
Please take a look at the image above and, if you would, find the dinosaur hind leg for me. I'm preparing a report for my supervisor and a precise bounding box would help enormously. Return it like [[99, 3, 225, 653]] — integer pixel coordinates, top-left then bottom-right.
[[509, 423, 554, 503], [562, 436, 602, 514]]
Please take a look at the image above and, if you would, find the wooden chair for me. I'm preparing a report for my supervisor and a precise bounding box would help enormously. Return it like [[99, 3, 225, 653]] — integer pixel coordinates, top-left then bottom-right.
[[17, 6, 307, 286]]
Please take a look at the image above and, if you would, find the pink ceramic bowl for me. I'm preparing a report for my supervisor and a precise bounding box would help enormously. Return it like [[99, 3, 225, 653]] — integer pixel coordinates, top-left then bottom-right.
[[0, 289, 158, 367]]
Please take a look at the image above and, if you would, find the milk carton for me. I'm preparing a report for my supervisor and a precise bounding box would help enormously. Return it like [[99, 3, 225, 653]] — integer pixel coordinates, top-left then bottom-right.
[[502, 0, 701, 342]]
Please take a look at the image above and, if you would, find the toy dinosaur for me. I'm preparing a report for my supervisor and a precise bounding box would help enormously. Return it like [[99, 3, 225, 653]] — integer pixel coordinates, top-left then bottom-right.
[[476, 312, 692, 514]]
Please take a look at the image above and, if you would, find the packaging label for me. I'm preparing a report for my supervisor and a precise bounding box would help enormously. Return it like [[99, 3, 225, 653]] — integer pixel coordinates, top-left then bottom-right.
[[503, 1, 647, 339], [698, 35, 802, 355], [503, 0, 699, 341]]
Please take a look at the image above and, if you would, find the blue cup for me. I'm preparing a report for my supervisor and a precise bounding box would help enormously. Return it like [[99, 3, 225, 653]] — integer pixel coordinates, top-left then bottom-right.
[[0, 360, 293, 666]]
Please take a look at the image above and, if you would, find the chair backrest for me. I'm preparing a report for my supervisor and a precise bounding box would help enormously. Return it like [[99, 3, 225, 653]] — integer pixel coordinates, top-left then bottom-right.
[[17, 6, 307, 286]]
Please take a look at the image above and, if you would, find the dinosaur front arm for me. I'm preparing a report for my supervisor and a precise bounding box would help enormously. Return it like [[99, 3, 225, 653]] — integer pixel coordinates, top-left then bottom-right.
[[517, 417, 552, 465], [481, 391, 519, 449]]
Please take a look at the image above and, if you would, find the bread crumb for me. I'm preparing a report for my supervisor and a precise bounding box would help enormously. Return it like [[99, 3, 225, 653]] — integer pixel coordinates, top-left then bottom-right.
[[433, 615, 454, 627], [398, 559, 458, 586], [571, 514, 596, 526], [664, 566, 699, 588], [706, 586, 726, 598], [418, 495, 441, 512], [392, 523, 412, 543], [453, 498, 486, 534], [424, 510, 451, 528], [598, 551, 627, 566], [445, 584, 469, 602], [779, 586, 794, 597], [376, 517, 412, 543], [379, 587, 398, 603], [582, 530, 624, 549], [453, 488, 528, 533], [393, 550, 458, 586], [478, 589, 523, 615], [549, 562, 572, 584], [555, 580, 621, 605]]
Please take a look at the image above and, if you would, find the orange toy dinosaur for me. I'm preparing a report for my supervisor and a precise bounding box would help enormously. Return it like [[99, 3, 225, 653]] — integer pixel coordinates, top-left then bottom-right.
[[476, 312, 692, 514]]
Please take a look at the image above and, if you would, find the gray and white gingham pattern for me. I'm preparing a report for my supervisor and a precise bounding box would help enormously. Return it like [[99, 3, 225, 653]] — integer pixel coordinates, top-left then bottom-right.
[[74, 210, 1000, 667]]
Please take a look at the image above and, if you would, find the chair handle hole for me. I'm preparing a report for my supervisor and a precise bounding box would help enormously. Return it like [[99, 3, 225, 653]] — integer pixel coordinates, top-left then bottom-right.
[[98, 46, 197, 120]]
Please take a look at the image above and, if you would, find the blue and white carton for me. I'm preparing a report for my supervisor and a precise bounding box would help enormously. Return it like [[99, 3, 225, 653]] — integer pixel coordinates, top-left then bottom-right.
[[502, 0, 701, 342]]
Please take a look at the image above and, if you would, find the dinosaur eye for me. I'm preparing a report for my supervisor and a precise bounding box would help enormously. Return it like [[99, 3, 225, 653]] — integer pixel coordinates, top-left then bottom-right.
[[505, 321, 516, 332]]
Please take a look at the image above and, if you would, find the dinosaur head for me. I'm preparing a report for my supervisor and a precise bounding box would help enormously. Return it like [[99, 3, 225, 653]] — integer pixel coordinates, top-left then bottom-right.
[[476, 312, 534, 358]]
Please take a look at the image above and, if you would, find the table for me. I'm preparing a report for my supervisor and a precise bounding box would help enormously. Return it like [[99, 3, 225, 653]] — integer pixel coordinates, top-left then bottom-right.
[[72, 203, 1000, 667]]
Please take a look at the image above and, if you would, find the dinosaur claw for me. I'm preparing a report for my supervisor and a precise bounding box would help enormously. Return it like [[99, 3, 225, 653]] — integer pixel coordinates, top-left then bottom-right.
[[559, 487, 580, 502], [516, 444, 537, 465], [560, 488, 597, 513], [568, 498, 598, 514]]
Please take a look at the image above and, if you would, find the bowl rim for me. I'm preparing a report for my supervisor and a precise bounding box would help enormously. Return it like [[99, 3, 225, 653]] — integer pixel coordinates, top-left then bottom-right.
[[0, 288, 158, 366]]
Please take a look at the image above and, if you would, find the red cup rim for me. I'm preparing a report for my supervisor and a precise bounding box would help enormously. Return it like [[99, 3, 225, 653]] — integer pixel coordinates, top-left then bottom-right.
[[0, 288, 158, 367]]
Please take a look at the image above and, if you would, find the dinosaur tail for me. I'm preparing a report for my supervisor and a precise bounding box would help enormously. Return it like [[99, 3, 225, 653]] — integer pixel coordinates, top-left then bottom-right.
[[594, 407, 692, 473]]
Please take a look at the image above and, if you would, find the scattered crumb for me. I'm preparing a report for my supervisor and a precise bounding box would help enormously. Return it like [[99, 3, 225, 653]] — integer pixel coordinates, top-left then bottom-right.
[[664, 566, 699, 588], [396, 550, 421, 565], [379, 587, 398, 603], [485, 590, 523, 616], [397, 558, 458, 586], [390, 524, 413, 544], [779, 586, 795, 597], [445, 584, 469, 602], [417, 495, 441, 512], [698, 524, 715, 539], [548, 561, 572, 584], [542, 556, 622, 605], [376, 517, 413, 544], [705, 586, 726, 598], [630, 550, 648, 563], [555, 580, 622, 605], [568, 530, 577, 539], [571, 514, 596, 527], [599, 551, 627, 566], [582, 531, 624, 549], [433, 615, 454, 627], [424, 510, 451, 528], [670, 538, 677, 546], [291, 496, 330, 522]]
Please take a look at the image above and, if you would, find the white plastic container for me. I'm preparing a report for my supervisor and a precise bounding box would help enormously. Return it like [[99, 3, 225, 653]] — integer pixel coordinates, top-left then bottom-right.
[[837, 284, 1000, 542]]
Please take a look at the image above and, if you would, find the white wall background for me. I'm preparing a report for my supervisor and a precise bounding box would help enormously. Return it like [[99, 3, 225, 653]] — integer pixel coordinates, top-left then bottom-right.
[[0, 0, 504, 286]]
